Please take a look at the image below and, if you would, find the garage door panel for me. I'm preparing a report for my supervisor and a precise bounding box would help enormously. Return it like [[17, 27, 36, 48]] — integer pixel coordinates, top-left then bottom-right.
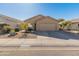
[[36, 23, 56, 31]]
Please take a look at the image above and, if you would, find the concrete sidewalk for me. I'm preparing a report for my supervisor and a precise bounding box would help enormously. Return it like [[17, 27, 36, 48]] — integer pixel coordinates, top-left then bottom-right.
[[0, 47, 79, 56]]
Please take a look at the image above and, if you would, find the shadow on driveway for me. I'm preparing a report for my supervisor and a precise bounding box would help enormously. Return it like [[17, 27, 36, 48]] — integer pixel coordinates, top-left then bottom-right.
[[32, 30, 79, 40]]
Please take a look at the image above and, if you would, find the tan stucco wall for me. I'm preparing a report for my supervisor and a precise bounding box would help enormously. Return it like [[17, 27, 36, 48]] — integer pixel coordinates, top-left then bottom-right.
[[36, 18, 59, 31]]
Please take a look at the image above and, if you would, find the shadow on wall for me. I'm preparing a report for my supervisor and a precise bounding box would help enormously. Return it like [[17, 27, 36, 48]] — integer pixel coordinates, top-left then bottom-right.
[[32, 30, 79, 40]]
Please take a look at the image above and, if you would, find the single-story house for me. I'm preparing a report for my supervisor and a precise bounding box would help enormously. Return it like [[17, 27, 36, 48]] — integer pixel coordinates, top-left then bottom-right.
[[24, 15, 59, 31], [69, 19, 79, 31]]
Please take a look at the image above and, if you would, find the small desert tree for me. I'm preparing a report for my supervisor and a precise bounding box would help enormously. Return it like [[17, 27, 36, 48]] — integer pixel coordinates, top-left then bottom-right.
[[19, 22, 28, 30], [64, 21, 72, 30], [59, 20, 71, 30], [58, 19, 65, 30], [58, 18, 65, 22]]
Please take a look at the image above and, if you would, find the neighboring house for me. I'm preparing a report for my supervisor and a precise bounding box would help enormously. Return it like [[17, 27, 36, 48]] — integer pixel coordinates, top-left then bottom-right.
[[70, 19, 79, 31], [0, 14, 22, 28], [24, 15, 59, 31]]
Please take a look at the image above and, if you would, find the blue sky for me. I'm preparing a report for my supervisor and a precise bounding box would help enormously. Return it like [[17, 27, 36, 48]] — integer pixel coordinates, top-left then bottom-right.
[[0, 3, 79, 20]]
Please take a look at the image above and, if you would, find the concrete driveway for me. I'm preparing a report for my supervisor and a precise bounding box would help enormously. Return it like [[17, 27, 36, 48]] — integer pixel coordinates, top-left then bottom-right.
[[34, 30, 79, 40]]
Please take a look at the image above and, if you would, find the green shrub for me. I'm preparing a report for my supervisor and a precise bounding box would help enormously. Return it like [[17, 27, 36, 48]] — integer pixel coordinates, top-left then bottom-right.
[[3, 25, 11, 33], [15, 28, 20, 32]]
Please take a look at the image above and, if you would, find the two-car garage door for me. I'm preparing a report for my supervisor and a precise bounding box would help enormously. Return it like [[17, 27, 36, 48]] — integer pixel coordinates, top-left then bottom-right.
[[36, 23, 57, 31]]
